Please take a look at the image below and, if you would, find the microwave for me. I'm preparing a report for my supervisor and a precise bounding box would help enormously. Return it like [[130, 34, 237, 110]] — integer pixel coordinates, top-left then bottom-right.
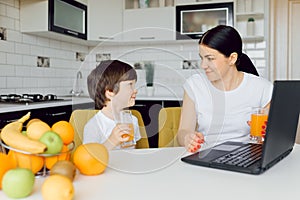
[[49, 0, 87, 40], [176, 2, 234, 40]]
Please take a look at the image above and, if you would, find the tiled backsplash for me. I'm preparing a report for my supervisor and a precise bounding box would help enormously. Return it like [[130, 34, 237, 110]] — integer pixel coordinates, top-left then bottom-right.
[[0, 0, 267, 99]]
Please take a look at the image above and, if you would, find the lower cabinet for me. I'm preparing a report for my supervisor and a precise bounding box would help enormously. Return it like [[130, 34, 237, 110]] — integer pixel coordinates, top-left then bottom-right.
[[0, 105, 72, 129], [131, 100, 182, 148], [0, 102, 95, 130]]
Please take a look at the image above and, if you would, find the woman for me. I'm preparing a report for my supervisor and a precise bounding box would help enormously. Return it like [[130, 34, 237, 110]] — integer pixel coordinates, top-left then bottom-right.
[[177, 25, 273, 152]]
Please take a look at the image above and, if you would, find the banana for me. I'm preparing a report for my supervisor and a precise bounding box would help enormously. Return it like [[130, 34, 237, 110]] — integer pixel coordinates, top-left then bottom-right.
[[0, 112, 47, 154]]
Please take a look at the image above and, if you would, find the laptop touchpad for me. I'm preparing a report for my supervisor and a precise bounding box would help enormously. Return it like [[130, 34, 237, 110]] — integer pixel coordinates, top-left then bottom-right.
[[213, 144, 241, 151]]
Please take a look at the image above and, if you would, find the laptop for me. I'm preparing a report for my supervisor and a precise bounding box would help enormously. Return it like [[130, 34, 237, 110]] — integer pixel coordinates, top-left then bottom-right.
[[181, 80, 300, 175]]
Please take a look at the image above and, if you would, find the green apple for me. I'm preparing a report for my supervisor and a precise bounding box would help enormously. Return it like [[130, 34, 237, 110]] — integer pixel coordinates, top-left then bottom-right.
[[2, 168, 35, 198], [39, 131, 63, 154]]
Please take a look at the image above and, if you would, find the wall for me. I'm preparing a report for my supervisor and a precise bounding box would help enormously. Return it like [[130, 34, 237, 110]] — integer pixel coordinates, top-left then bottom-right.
[[0, 0, 89, 96], [0, 0, 267, 99], [88, 40, 267, 98]]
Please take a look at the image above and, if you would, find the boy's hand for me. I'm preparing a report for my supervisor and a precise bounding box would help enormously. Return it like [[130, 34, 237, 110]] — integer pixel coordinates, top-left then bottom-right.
[[108, 124, 131, 147], [184, 132, 205, 153]]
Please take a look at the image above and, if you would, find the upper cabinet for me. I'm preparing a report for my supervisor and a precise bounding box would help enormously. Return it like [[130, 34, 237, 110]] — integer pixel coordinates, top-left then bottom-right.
[[88, 0, 123, 41], [19, 0, 266, 45], [122, 0, 175, 42], [20, 0, 88, 44]]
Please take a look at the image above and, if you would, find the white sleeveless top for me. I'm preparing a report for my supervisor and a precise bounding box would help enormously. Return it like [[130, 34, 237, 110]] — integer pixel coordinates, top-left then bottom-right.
[[183, 72, 273, 146]]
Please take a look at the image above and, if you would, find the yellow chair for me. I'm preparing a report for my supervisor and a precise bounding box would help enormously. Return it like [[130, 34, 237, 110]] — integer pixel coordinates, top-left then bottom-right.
[[131, 109, 149, 149], [69, 109, 99, 152], [158, 107, 181, 147], [69, 109, 149, 151], [296, 119, 300, 144]]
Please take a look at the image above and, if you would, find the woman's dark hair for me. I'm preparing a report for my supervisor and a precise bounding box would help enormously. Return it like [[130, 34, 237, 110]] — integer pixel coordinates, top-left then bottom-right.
[[199, 25, 259, 76], [87, 60, 137, 109]]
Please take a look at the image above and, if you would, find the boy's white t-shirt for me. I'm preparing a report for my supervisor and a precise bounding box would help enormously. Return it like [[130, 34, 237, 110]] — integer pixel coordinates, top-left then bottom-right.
[[83, 111, 141, 150], [183, 72, 273, 146]]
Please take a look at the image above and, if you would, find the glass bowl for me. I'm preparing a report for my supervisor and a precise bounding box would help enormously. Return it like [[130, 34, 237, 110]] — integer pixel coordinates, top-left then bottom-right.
[[0, 139, 74, 177]]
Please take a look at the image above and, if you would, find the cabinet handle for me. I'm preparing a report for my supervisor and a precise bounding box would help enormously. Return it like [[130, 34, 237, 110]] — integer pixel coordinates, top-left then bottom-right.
[[140, 36, 155, 40], [65, 30, 79, 36], [3, 119, 18, 123], [98, 36, 114, 40], [134, 104, 147, 107], [47, 112, 67, 116]]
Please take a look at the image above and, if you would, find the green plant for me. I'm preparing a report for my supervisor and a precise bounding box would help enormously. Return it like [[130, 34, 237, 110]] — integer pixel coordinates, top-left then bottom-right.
[[144, 62, 154, 87], [248, 17, 255, 22]]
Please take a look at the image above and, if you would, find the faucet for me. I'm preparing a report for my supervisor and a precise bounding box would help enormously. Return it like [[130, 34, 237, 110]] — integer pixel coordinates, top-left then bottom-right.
[[77, 71, 82, 79], [70, 71, 83, 96]]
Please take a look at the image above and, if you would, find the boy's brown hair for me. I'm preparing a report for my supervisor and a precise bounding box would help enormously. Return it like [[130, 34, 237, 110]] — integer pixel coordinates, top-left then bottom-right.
[[87, 60, 137, 109]]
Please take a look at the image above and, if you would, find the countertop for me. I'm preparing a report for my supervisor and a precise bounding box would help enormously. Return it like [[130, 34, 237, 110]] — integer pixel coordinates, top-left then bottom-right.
[[0, 97, 94, 113], [0, 95, 182, 113], [135, 95, 182, 101]]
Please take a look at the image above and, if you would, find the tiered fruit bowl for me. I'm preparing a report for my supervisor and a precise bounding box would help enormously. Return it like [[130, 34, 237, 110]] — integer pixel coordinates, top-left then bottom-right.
[[0, 139, 74, 177]]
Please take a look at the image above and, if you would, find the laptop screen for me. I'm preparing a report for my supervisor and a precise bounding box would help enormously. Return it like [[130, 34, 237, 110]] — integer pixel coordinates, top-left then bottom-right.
[[261, 81, 300, 168]]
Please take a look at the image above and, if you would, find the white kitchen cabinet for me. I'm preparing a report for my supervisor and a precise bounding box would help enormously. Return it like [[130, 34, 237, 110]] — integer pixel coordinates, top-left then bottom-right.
[[88, 0, 123, 41], [20, 0, 88, 44], [123, 7, 175, 42], [124, 0, 174, 9], [235, 0, 265, 42], [175, 0, 196, 5]]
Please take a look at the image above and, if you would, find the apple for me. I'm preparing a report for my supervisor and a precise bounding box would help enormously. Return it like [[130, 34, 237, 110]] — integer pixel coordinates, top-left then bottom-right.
[[22, 130, 27, 136], [39, 131, 63, 154], [2, 168, 35, 198]]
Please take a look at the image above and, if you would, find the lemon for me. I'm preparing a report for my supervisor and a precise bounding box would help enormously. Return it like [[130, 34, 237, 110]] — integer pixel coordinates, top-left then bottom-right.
[[26, 121, 51, 140], [42, 174, 74, 200]]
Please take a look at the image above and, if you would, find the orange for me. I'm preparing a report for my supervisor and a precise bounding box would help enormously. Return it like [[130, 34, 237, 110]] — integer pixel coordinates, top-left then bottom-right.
[[45, 145, 71, 169], [42, 174, 74, 200], [52, 121, 75, 145], [8, 150, 44, 174], [72, 143, 108, 175], [26, 120, 51, 140], [0, 152, 15, 189]]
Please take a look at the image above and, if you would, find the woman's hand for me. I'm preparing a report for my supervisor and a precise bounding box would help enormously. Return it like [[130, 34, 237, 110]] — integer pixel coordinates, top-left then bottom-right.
[[261, 121, 267, 138], [184, 132, 205, 153], [247, 120, 268, 138]]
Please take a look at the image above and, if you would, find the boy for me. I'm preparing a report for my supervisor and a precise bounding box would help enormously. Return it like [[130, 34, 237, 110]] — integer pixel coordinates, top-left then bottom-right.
[[83, 60, 141, 150]]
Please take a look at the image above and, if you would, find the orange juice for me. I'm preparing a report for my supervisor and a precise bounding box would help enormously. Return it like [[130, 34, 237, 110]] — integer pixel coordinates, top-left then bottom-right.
[[121, 123, 134, 141], [250, 114, 268, 137]]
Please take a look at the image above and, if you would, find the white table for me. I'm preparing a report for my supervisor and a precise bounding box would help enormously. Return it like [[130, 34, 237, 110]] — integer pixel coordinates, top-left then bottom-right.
[[1, 145, 299, 200]]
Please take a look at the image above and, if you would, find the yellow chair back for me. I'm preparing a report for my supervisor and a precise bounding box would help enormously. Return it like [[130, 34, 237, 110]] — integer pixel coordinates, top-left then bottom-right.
[[296, 119, 300, 144], [131, 109, 149, 149], [158, 107, 181, 147], [69, 109, 149, 150], [69, 109, 99, 151]]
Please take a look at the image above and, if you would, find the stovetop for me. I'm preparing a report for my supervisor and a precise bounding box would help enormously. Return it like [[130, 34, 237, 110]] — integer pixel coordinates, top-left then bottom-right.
[[0, 94, 69, 104]]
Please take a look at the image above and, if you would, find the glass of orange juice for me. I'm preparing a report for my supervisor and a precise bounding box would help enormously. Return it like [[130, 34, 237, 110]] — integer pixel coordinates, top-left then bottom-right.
[[250, 107, 269, 143], [117, 110, 136, 148]]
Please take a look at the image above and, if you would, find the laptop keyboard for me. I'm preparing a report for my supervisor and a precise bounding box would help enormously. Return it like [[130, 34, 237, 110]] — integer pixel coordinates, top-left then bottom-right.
[[212, 143, 262, 168]]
